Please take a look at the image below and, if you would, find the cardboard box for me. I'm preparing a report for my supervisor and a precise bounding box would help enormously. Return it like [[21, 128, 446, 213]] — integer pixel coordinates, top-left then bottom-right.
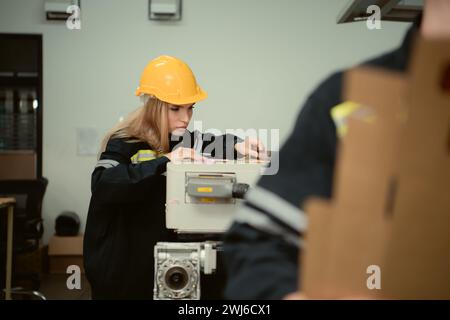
[[301, 38, 450, 299], [0, 151, 37, 179], [48, 234, 84, 274]]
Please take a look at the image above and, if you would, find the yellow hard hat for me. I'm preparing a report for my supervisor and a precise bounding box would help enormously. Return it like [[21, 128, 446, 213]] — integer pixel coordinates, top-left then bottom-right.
[[135, 55, 207, 105]]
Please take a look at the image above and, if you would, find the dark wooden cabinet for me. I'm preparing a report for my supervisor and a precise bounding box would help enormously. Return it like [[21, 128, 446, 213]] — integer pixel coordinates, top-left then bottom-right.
[[0, 34, 42, 179]]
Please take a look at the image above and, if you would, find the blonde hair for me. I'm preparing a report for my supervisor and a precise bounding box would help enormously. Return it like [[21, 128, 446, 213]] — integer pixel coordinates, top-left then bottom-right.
[[99, 95, 170, 157]]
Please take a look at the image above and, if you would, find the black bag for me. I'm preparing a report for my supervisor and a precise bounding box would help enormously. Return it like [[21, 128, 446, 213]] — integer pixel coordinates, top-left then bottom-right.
[[55, 211, 80, 236]]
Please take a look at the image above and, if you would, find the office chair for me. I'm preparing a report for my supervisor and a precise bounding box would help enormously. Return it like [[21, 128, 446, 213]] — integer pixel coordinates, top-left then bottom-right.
[[0, 178, 48, 300]]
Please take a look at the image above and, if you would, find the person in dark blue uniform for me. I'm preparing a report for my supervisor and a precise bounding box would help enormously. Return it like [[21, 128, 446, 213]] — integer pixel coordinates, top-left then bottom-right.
[[223, 0, 450, 300]]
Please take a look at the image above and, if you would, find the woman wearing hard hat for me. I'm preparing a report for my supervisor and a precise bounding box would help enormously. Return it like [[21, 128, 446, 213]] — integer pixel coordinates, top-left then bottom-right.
[[83, 55, 265, 299]]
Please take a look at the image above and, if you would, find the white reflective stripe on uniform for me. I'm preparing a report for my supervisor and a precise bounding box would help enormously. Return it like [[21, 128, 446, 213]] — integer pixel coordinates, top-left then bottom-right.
[[244, 186, 308, 234], [234, 204, 302, 248], [95, 159, 120, 169]]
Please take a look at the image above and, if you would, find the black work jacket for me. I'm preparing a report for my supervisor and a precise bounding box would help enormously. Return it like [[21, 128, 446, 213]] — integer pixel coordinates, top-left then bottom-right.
[[84, 131, 241, 299]]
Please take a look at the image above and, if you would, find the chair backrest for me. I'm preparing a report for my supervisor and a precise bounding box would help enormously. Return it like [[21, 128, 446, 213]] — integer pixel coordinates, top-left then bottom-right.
[[0, 178, 49, 293], [0, 178, 48, 247], [0, 178, 48, 219]]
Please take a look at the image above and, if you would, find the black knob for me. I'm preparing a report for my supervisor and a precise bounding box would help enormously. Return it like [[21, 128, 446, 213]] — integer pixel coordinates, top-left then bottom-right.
[[232, 183, 250, 199]]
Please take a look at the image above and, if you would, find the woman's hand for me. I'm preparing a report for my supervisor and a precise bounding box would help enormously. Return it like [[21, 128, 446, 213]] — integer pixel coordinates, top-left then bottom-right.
[[235, 138, 268, 160], [165, 147, 212, 164]]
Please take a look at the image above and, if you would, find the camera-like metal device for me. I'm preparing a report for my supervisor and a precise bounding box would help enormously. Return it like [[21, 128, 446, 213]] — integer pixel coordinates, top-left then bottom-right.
[[154, 241, 217, 299], [154, 160, 266, 300]]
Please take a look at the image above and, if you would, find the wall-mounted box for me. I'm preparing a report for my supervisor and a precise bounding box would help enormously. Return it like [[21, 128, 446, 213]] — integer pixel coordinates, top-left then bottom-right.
[[149, 0, 182, 21]]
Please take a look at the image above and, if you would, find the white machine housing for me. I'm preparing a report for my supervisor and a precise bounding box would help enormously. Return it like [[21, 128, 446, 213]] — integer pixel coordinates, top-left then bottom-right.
[[165, 160, 266, 234], [155, 159, 266, 300]]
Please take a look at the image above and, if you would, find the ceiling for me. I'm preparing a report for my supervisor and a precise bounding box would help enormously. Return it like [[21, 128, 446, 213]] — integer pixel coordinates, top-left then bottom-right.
[[337, 0, 423, 23]]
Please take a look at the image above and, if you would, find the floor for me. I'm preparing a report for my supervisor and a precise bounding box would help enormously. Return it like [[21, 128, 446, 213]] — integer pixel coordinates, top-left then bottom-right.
[[38, 274, 91, 300]]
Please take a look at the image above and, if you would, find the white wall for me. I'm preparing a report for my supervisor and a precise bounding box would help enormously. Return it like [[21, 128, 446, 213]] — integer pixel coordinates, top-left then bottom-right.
[[0, 0, 411, 244]]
